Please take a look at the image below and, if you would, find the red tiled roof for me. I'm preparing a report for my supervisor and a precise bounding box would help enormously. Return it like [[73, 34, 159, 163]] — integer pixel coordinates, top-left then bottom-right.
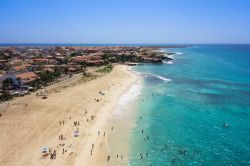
[[16, 72, 38, 83], [13, 64, 31, 71], [32, 58, 50, 62]]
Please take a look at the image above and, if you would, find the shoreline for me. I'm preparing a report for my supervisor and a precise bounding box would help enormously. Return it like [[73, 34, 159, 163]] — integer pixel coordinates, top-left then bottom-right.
[[102, 76, 143, 166], [74, 65, 138, 166], [0, 65, 137, 166]]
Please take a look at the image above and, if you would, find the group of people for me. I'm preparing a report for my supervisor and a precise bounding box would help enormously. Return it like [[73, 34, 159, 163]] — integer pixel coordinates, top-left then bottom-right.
[[58, 134, 64, 140], [59, 121, 65, 126], [50, 150, 57, 160], [105, 152, 124, 162], [97, 130, 106, 136], [73, 121, 80, 126]]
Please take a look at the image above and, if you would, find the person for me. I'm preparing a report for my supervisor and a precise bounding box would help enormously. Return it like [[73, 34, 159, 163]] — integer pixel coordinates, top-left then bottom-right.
[[59, 121, 61, 126], [53, 150, 56, 159], [90, 149, 93, 155], [104, 132, 106, 137], [107, 155, 110, 162], [142, 129, 144, 133], [140, 154, 143, 160], [117, 154, 119, 158], [50, 153, 53, 160], [62, 121, 64, 125], [62, 148, 65, 154]]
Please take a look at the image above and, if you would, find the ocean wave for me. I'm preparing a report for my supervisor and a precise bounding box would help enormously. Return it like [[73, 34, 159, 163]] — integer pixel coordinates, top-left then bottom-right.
[[163, 60, 174, 64], [145, 73, 172, 82], [175, 52, 183, 55], [155, 74, 172, 82], [118, 81, 142, 106]]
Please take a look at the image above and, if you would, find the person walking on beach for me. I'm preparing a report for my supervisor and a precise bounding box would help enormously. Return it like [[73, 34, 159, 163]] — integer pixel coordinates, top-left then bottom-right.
[[53, 150, 56, 159], [107, 155, 110, 162], [50, 153, 53, 160]]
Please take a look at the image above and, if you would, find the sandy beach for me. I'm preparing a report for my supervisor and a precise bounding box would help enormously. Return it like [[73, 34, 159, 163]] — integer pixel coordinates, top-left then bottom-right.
[[0, 65, 137, 166]]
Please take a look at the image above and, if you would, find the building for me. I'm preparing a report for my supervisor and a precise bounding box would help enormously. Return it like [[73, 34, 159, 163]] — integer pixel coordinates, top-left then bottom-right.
[[15, 71, 38, 85]]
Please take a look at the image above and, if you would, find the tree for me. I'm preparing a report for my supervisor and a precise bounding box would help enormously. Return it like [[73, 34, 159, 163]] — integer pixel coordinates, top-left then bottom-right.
[[79, 62, 87, 73], [2, 78, 14, 90], [83, 65, 87, 75], [16, 77, 22, 87], [70, 52, 77, 57], [0, 90, 13, 102], [1, 78, 14, 102], [54, 67, 61, 78]]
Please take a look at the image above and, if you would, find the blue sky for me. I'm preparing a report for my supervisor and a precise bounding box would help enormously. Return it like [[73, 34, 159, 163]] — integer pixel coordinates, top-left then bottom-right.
[[0, 0, 250, 44]]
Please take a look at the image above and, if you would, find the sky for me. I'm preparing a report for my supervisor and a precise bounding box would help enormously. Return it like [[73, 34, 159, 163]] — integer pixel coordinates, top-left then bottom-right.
[[0, 0, 250, 44]]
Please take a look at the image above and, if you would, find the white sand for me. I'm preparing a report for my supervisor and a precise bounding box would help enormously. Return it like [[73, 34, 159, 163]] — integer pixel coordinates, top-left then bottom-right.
[[0, 65, 137, 166]]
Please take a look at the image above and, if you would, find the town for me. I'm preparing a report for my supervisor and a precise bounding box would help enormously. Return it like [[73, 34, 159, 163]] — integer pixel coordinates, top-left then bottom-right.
[[0, 46, 173, 102]]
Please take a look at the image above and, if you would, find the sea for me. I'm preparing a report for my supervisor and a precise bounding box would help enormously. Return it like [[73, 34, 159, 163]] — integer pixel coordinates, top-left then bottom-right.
[[125, 45, 250, 166]]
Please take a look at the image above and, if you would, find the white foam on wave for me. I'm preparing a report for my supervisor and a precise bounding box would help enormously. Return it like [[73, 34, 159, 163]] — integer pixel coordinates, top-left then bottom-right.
[[163, 60, 174, 64], [145, 73, 172, 82], [168, 55, 174, 59], [175, 52, 183, 55], [118, 81, 142, 106], [155, 74, 172, 82]]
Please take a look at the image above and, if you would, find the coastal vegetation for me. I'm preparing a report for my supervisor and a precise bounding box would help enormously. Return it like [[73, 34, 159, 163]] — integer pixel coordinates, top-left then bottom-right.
[[0, 90, 13, 102], [96, 65, 113, 73], [38, 68, 61, 84], [80, 74, 98, 83]]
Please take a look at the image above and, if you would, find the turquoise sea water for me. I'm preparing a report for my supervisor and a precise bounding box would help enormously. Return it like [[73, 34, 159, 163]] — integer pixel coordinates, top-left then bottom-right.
[[129, 45, 250, 166]]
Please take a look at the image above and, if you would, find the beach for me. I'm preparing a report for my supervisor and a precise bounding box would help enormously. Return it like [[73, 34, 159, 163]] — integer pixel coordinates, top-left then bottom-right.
[[0, 65, 137, 166]]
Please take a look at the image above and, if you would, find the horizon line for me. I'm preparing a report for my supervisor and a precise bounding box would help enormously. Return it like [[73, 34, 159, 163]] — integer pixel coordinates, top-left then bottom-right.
[[0, 42, 250, 46]]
